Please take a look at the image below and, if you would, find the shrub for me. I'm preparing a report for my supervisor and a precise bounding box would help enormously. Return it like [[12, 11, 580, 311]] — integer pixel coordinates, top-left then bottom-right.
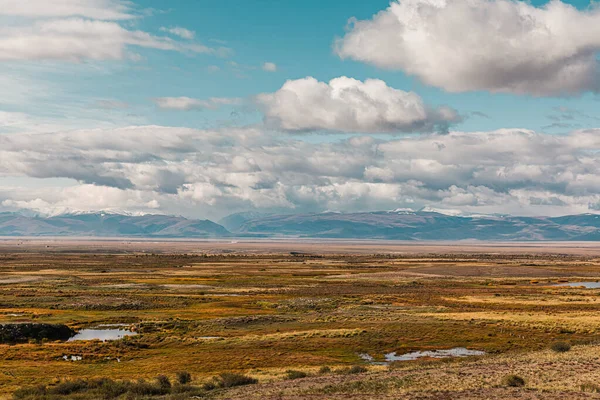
[[0, 323, 75, 344], [215, 373, 258, 388], [202, 381, 217, 391], [13, 377, 181, 400], [50, 379, 89, 395], [128, 380, 166, 396], [319, 366, 331, 374], [502, 375, 526, 388], [285, 370, 308, 380], [581, 383, 600, 393], [171, 384, 203, 395], [580, 382, 600, 393], [176, 371, 192, 385], [96, 379, 128, 399], [347, 365, 368, 374], [13, 385, 46, 399], [156, 375, 172, 390], [551, 341, 571, 353]]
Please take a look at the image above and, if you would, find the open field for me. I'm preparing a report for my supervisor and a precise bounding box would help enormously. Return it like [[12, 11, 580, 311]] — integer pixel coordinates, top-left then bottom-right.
[[3, 240, 600, 398]]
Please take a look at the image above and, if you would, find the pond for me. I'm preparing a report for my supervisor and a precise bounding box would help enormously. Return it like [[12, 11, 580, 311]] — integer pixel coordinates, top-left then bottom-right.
[[360, 347, 486, 365], [68, 328, 137, 342], [385, 348, 486, 362], [555, 282, 600, 288]]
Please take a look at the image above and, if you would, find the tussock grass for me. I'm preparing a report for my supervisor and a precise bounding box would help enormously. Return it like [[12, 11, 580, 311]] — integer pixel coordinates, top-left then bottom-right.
[[550, 341, 572, 353], [502, 374, 526, 387], [285, 370, 308, 380]]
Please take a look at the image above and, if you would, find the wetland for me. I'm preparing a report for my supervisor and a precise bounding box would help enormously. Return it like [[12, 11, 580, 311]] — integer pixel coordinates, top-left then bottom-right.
[[2, 240, 600, 399]]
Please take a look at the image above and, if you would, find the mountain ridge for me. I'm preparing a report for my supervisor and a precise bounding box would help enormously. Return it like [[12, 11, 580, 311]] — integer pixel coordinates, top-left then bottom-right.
[[2, 210, 600, 240], [0, 212, 229, 238]]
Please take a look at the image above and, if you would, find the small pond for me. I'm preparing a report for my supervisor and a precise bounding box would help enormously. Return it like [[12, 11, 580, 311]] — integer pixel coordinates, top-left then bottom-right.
[[361, 347, 485, 365], [68, 328, 137, 342], [555, 282, 600, 288], [385, 348, 486, 361]]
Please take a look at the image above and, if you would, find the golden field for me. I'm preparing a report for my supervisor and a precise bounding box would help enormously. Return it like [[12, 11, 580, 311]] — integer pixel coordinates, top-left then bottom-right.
[[2, 240, 600, 399]]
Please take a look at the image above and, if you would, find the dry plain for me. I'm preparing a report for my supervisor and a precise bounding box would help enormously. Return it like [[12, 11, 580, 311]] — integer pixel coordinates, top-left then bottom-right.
[[2, 240, 600, 399]]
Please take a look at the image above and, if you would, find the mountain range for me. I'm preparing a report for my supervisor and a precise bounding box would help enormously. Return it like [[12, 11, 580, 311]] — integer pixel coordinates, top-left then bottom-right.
[[0, 212, 228, 238], [2, 210, 600, 241]]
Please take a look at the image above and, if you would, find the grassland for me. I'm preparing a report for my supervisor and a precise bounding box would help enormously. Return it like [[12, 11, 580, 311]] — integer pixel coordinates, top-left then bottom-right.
[[2, 240, 600, 399]]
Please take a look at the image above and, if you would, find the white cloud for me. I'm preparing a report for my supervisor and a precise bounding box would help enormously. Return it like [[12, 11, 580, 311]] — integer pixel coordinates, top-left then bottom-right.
[[0, 19, 223, 62], [256, 76, 460, 133], [160, 26, 195, 40], [0, 110, 89, 133], [2, 125, 600, 218], [0, 0, 134, 20], [0, 1, 230, 62], [262, 62, 277, 72], [153, 97, 242, 111], [335, 0, 600, 96], [0, 184, 160, 216]]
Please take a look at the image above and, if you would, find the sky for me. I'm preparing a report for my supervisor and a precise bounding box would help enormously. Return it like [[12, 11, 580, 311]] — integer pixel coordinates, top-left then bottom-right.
[[1, 0, 600, 220]]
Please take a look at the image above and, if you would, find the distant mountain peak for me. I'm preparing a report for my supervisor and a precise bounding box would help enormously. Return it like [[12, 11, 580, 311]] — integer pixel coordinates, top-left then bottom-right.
[[418, 206, 466, 216], [390, 208, 416, 214]]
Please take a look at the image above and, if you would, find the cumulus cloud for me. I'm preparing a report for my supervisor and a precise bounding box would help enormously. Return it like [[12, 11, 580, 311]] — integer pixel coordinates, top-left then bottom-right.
[[0, 1, 229, 62], [256, 76, 460, 133], [3, 125, 600, 218], [335, 0, 600, 96], [153, 97, 242, 111], [160, 26, 195, 40]]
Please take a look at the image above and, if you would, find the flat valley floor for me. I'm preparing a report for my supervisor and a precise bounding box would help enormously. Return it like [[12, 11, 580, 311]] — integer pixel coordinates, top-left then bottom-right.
[[3, 240, 600, 399]]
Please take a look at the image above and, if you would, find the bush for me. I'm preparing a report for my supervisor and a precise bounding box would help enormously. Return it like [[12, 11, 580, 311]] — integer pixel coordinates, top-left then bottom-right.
[[502, 375, 526, 388], [50, 379, 90, 395], [215, 373, 258, 388], [156, 375, 171, 390], [176, 371, 192, 385], [347, 365, 368, 374], [202, 381, 217, 391], [581, 383, 600, 393], [96, 379, 128, 399], [551, 341, 571, 353], [127, 380, 166, 397], [0, 323, 75, 344], [319, 366, 331, 374], [13, 385, 46, 399], [285, 370, 308, 380], [13, 378, 181, 399]]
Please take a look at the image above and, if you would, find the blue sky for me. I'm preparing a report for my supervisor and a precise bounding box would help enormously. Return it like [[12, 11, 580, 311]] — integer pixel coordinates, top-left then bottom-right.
[[3, 0, 597, 134], [1, 0, 600, 218], [130, 0, 596, 133]]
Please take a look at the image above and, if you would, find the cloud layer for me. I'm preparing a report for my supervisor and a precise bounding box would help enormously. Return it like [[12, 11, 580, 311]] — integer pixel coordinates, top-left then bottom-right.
[[153, 97, 242, 111], [0, 0, 134, 20], [256, 76, 460, 133], [335, 0, 600, 96], [2, 125, 600, 218], [0, 0, 227, 62]]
